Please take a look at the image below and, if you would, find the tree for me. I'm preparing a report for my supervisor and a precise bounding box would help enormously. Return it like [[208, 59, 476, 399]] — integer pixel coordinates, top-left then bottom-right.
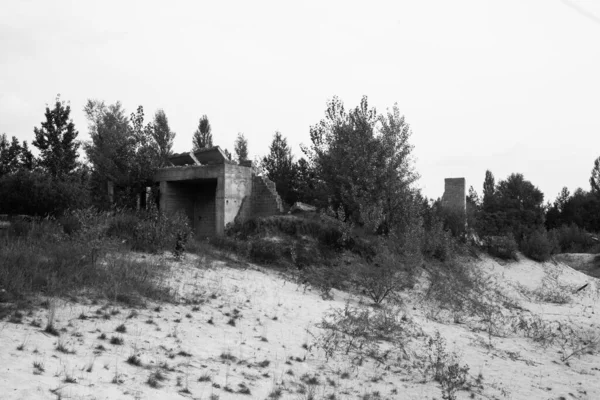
[[152, 109, 175, 166], [293, 157, 319, 204], [20, 141, 34, 170], [482, 170, 496, 212], [304, 96, 418, 232], [0, 134, 23, 176], [192, 115, 212, 150], [84, 100, 160, 208], [262, 131, 297, 205], [234, 132, 248, 163], [495, 173, 545, 241], [591, 156, 600, 194], [32, 96, 80, 177]]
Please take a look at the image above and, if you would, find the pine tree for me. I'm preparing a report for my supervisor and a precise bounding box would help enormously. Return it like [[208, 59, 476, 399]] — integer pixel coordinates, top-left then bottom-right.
[[234, 132, 248, 163], [591, 156, 600, 194], [482, 170, 496, 212], [152, 109, 175, 166], [262, 132, 296, 205], [32, 96, 80, 177], [192, 115, 212, 150]]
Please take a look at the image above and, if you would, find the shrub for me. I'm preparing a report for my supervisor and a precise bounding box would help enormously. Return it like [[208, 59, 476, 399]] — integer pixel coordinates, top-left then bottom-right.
[[550, 224, 598, 253], [316, 303, 421, 365], [520, 230, 553, 262], [0, 170, 90, 216], [248, 239, 282, 264], [485, 234, 518, 260], [353, 243, 417, 304]]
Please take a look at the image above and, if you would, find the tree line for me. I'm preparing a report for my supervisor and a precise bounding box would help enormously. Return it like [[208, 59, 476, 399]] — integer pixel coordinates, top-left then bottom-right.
[[1, 94, 599, 262]]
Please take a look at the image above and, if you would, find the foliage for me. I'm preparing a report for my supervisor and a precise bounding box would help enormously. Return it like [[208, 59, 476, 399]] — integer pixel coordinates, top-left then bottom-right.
[[32, 96, 80, 177], [0, 169, 90, 216], [0, 214, 174, 302], [591, 156, 600, 194], [549, 223, 598, 253], [262, 131, 297, 205], [304, 96, 418, 234], [478, 172, 545, 242], [0, 134, 34, 176], [484, 235, 518, 260], [106, 205, 193, 254], [192, 114, 212, 150], [84, 100, 161, 209], [151, 109, 175, 167], [353, 241, 418, 304], [520, 229, 553, 261], [422, 331, 470, 400], [316, 303, 420, 365], [546, 187, 600, 233], [234, 132, 249, 163]]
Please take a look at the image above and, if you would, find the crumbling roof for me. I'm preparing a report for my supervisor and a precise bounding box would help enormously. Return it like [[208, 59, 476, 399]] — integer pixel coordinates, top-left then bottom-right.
[[168, 146, 233, 166]]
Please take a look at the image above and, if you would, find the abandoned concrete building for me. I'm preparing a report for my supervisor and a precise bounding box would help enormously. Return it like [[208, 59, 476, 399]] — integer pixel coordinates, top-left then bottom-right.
[[153, 147, 283, 236], [442, 177, 466, 215]]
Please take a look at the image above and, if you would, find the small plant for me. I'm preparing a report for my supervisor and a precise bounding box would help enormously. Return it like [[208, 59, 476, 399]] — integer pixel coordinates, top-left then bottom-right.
[[422, 331, 470, 400], [220, 352, 236, 362], [147, 370, 166, 388], [56, 339, 75, 354], [257, 359, 270, 368], [269, 387, 283, 399], [126, 354, 142, 366], [33, 360, 45, 374], [98, 333, 107, 340], [237, 383, 251, 395], [177, 350, 192, 357], [198, 373, 212, 382], [63, 371, 77, 383], [110, 336, 124, 345], [115, 324, 126, 333]]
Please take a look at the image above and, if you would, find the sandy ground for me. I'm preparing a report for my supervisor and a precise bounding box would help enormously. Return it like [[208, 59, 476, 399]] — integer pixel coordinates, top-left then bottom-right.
[[1, 252, 599, 400]]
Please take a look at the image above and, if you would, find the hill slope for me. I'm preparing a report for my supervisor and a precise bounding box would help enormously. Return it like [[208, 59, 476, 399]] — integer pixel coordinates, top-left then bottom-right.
[[0, 252, 599, 400]]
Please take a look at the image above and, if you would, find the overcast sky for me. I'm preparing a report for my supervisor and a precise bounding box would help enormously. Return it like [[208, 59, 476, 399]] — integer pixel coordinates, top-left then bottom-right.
[[1, 0, 599, 201]]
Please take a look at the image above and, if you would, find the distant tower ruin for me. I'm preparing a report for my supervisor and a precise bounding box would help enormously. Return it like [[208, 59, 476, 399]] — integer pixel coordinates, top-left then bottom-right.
[[442, 177, 466, 216]]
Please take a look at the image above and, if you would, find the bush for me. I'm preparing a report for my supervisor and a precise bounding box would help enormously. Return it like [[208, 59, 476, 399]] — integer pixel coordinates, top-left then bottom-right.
[[521, 230, 552, 262], [353, 243, 417, 304], [422, 220, 455, 261], [316, 303, 421, 365], [0, 170, 90, 216], [550, 224, 598, 253], [0, 221, 172, 301], [248, 239, 282, 264], [107, 206, 193, 254], [485, 234, 518, 260]]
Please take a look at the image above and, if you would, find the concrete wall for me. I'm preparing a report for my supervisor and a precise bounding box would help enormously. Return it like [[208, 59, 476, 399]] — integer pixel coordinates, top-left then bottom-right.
[[193, 181, 217, 236], [442, 177, 466, 214], [156, 164, 283, 236], [251, 175, 283, 217], [160, 181, 195, 223]]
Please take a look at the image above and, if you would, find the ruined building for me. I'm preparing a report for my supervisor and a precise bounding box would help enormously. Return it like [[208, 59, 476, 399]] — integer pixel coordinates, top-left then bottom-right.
[[153, 147, 283, 236], [442, 177, 466, 215]]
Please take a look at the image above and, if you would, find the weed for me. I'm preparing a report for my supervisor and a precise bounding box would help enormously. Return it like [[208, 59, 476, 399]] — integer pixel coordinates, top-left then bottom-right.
[[56, 339, 75, 354], [33, 360, 45, 374], [110, 336, 124, 345], [115, 324, 126, 333], [198, 373, 212, 382], [126, 355, 142, 366], [147, 370, 166, 388]]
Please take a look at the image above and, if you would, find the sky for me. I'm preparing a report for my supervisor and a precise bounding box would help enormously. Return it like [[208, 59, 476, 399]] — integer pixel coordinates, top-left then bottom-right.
[[1, 0, 599, 202]]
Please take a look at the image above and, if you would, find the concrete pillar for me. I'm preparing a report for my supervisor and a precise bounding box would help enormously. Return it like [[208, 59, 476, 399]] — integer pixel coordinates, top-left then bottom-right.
[[442, 178, 466, 214], [215, 177, 225, 236], [159, 181, 168, 213]]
